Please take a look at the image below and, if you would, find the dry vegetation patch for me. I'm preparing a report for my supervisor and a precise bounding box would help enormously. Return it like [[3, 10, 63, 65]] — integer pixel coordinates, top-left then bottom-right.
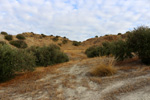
[[90, 57, 117, 77]]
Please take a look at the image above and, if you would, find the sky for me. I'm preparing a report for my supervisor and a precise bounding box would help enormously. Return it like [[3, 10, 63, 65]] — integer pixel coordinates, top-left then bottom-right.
[[0, 0, 150, 41]]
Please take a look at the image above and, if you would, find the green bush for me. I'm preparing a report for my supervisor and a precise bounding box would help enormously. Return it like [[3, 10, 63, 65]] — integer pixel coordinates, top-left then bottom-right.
[[95, 35, 98, 38], [110, 40, 132, 61], [16, 34, 26, 40], [1, 31, 8, 35], [0, 43, 69, 82], [85, 42, 111, 58], [15, 50, 36, 71], [0, 45, 16, 81], [86, 26, 150, 65], [85, 46, 101, 57], [101, 42, 112, 56], [52, 37, 59, 42], [0, 41, 6, 45], [72, 41, 81, 46], [0, 45, 35, 82], [41, 34, 46, 37], [127, 26, 150, 65], [85, 40, 132, 61], [27, 44, 69, 67], [58, 43, 62, 46], [118, 33, 122, 35], [5, 35, 13, 41], [10, 40, 28, 48], [62, 39, 68, 44], [56, 35, 60, 38]]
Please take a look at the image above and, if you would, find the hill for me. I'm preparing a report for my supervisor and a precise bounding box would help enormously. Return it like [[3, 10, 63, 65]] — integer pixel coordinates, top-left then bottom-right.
[[0, 32, 127, 50], [1, 30, 150, 100], [0, 32, 126, 61]]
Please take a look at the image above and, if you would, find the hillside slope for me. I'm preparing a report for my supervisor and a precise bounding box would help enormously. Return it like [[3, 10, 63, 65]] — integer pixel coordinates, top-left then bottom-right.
[[0, 32, 126, 51], [1, 32, 150, 100]]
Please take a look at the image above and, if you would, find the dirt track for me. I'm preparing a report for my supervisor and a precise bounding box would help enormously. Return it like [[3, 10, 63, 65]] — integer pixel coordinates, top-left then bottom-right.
[[0, 57, 150, 100]]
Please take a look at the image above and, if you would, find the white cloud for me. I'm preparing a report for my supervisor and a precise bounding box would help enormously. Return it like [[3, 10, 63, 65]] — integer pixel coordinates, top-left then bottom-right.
[[0, 0, 150, 41]]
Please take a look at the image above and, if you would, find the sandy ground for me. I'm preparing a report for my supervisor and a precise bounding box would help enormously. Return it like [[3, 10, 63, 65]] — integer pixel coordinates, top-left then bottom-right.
[[0, 57, 150, 100]]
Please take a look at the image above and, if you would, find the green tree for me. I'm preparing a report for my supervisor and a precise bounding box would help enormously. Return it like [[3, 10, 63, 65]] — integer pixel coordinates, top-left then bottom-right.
[[127, 26, 150, 64]]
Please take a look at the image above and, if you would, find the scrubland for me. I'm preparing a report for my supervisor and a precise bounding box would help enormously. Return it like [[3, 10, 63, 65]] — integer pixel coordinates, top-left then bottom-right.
[[1, 26, 150, 100]]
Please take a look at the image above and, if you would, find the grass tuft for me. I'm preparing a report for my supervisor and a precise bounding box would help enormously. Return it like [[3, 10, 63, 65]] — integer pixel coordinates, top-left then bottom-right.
[[90, 57, 117, 77]]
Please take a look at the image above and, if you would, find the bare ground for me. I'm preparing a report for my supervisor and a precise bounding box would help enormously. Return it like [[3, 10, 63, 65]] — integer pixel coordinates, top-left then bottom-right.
[[0, 57, 150, 100]]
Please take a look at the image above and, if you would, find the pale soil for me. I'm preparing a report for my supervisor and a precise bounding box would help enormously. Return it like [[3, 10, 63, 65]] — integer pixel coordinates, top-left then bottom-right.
[[0, 57, 150, 100]]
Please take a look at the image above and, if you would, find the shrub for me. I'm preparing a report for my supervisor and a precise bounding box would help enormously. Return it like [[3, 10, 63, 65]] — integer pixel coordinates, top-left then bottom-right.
[[27, 44, 69, 67], [110, 40, 132, 61], [127, 26, 150, 65], [10, 40, 28, 48], [52, 37, 59, 42], [85, 46, 101, 57], [0, 41, 6, 45], [85, 40, 132, 61], [41, 34, 46, 37], [56, 35, 60, 38], [0, 45, 35, 82], [95, 35, 98, 38], [5, 35, 13, 41], [62, 39, 68, 44], [72, 41, 81, 46], [1, 31, 8, 35], [90, 57, 117, 77], [101, 41, 113, 56], [0, 45, 16, 81], [85, 42, 112, 58], [85, 26, 150, 65], [58, 43, 62, 46], [15, 50, 36, 71], [118, 33, 122, 35], [16, 34, 26, 40]]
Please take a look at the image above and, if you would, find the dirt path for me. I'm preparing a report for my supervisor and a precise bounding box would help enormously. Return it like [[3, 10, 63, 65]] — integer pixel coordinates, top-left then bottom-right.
[[1, 57, 150, 100]]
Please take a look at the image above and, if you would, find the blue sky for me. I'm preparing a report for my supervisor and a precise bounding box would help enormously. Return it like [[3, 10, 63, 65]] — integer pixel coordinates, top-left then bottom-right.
[[0, 0, 150, 41]]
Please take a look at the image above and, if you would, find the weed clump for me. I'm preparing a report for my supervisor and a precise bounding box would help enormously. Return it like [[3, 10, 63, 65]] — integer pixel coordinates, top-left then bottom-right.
[[90, 57, 117, 77]]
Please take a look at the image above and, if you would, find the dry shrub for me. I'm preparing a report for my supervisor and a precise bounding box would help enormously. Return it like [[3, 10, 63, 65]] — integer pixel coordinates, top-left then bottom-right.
[[90, 57, 117, 77]]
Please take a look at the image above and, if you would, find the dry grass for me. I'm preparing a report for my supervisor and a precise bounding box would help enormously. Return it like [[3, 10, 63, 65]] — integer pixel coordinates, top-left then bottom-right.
[[90, 57, 117, 77], [63, 49, 87, 61]]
